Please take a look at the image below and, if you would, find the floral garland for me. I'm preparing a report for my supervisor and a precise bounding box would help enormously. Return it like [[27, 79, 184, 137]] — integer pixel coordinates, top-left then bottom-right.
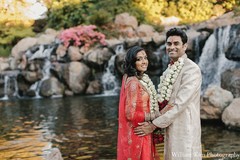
[[139, 74, 159, 113], [157, 58, 185, 102]]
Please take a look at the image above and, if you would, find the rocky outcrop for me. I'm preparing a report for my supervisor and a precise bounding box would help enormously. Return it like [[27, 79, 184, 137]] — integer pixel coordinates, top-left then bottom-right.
[[11, 37, 38, 60], [192, 12, 240, 31], [0, 58, 10, 71], [226, 36, 240, 61], [222, 98, 240, 128], [1, 12, 240, 100], [114, 12, 138, 32], [85, 80, 102, 94], [68, 62, 91, 94], [83, 47, 113, 68], [40, 77, 65, 97], [221, 69, 240, 98], [200, 86, 234, 119]]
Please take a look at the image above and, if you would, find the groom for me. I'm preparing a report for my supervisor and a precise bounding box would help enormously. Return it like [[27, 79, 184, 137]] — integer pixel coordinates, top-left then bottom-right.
[[135, 28, 202, 160]]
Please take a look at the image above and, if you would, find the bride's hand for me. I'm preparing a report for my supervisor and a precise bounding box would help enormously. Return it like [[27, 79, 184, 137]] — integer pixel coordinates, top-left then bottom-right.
[[134, 122, 156, 136]]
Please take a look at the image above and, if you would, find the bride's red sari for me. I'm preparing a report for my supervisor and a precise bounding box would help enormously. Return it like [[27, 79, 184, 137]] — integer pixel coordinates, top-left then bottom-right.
[[117, 75, 159, 160]]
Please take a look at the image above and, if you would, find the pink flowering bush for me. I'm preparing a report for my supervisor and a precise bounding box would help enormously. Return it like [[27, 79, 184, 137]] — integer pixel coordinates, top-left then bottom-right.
[[58, 25, 106, 50]]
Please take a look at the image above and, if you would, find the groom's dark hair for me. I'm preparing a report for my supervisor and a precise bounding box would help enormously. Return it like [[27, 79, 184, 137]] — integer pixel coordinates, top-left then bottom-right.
[[166, 27, 188, 44]]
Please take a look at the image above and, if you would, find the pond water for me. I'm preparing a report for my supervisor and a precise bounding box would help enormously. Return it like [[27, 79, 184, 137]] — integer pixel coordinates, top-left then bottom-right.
[[0, 96, 240, 160]]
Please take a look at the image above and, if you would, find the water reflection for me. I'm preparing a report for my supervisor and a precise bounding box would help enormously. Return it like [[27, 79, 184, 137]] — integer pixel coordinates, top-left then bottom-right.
[[0, 96, 240, 160], [201, 121, 240, 160]]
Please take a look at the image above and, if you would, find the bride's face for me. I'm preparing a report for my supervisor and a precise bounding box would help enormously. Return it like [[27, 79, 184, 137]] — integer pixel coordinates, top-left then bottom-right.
[[135, 50, 148, 73]]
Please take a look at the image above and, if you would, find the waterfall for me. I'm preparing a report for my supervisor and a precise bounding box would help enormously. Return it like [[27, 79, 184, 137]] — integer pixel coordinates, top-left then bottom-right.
[[29, 45, 54, 98], [1, 76, 10, 100], [101, 44, 124, 95], [157, 44, 169, 71], [13, 77, 19, 97], [194, 37, 201, 63], [0, 72, 20, 100], [198, 25, 238, 92]]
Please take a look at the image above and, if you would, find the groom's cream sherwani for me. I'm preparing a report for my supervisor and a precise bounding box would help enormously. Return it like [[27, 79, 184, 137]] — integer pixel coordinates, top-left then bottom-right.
[[153, 54, 202, 160]]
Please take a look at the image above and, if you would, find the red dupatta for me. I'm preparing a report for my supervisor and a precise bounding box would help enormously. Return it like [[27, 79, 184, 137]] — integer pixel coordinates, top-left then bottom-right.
[[117, 75, 159, 160]]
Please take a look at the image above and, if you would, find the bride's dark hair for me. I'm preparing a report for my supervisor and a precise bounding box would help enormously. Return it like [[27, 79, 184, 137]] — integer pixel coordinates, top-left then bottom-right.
[[124, 46, 144, 77]]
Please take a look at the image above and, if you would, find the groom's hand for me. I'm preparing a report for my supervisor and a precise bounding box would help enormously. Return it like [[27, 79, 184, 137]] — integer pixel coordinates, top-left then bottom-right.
[[134, 122, 156, 136]]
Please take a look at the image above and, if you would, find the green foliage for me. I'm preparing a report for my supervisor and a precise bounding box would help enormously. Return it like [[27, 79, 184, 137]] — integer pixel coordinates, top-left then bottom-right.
[[219, 0, 237, 10], [47, 1, 87, 29], [181, 0, 214, 23], [97, 24, 120, 39], [0, 0, 237, 54], [0, 0, 36, 57], [0, 25, 35, 45], [152, 24, 165, 33], [47, 0, 147, 29], [88, 9, 113, 26], [163, 0, 215, 24], [163, 1, 179, 17], [133, 0, 167, 24], [0, 25, 34, 57], [0, 45, 12, 57], [0, 0, 35, 27], [47, 0, 238, 29], [233, 5, 240, 16]]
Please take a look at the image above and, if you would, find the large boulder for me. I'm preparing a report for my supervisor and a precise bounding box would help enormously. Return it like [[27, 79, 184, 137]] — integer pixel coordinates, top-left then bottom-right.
[[226, 36, 240, 61], [56, 44, 67, 60], [37, 34, 56, 45], [83, 47, 113, 68], [68, 62, 91, 94], [85, 80, 102, 94], [221, 69, 240, 98], [200, 85, 234, 119], [68, 46, 83, 61], [222, 98, 240, 128], [114, 12, 138, 30], [40, 77, 65, 97], [0, 58, 9, 71], [21, 71, 42, 83], [11, 37, 38, 60], [192, 11, 240, 31], [136, 24, 155, 37]]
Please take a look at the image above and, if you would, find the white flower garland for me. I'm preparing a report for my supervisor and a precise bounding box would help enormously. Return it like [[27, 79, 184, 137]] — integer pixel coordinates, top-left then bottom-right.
[[139, 74, 159, 113], [157, 58, 185, 102]]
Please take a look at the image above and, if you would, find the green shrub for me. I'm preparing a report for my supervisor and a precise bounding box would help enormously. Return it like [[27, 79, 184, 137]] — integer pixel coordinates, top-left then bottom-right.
[[0, 45, 12, 57], [0, 25, 34, 57], [0, 25, 35, 45], [89, 9, 113, 26], [47, 0, 90, 29], [98, 24, 120, 39], [233, 5, 240, 16]]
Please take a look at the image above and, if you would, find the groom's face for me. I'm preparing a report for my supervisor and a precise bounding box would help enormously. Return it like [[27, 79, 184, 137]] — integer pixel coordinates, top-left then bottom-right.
[[166, 36, 187, 62]]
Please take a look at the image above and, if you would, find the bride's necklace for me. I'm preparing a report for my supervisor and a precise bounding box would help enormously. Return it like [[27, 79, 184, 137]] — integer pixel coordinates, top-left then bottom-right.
[[157, 57, 185, 102], [139, 73, 158, 113]]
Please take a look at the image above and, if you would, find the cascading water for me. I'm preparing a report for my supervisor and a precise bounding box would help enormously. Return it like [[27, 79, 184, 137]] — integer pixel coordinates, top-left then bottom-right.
[[198, 25, 238, 92], [0, 70, 20, 100], [1, 75, 10, 100], [101, 44, 124, 95], [156, 44, 169, 71], [28, 45, 54, 98]]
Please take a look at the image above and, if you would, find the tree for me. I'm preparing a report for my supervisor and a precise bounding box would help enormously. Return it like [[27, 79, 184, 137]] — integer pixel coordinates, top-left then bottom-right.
[[133, 0, 167, 24], [0, 0, 35, 57], [163, 0, 216, 23]]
